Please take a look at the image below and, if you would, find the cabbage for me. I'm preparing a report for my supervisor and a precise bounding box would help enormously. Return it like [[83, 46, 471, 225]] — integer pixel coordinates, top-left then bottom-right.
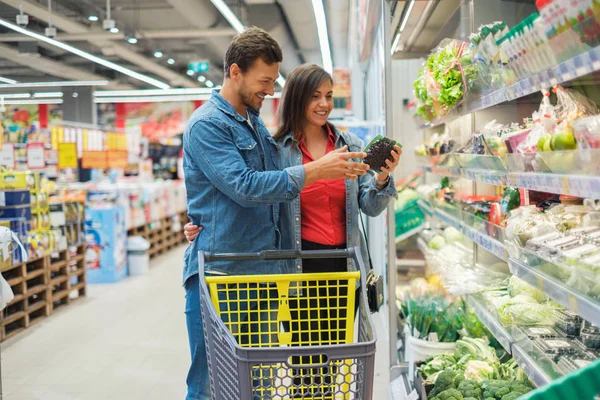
[[429, 235, 447, 250], [443, 227, 463, 243], [508, 276, 548, 303], [499, 302, 559, 326], [464, 360, 495, 382]]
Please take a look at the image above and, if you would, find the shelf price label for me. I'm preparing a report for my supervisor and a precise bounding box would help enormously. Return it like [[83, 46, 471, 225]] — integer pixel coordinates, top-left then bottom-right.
[[26, 142, 45, 170], [82, 150, 108, 169], [591, 47, 600, 70], [0, 143, 15, 168], [560, 177, 571, 194], [58, 143, 78, 169]]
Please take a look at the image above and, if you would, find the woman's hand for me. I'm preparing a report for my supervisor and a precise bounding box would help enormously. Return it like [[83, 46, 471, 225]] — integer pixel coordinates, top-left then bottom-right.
[[184, 222, 202, 243], [376, 145, 402, 181]]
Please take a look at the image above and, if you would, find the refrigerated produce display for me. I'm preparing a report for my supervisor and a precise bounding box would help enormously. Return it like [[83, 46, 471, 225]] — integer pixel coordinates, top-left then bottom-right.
[[394, 1, 600, 398]]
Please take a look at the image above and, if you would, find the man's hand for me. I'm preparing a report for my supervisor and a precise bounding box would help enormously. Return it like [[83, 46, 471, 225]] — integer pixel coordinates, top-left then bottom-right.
[[184, 222, 202, 243], [304, 146, 369, 185], [376, 145, 403, 182]]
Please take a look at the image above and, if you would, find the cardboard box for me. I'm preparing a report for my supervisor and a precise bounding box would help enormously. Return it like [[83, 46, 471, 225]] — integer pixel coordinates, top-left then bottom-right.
[[0, 190, 31, 207], [0, 205, 31, 220], [85, 206, 128, 284]]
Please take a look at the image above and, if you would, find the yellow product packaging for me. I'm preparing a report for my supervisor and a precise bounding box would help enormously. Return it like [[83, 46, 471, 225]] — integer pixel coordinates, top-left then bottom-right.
[[0, 171, 35, 190]]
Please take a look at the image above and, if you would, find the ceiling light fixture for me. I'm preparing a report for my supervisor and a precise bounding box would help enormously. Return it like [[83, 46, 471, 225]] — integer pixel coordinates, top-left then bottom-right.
[[186, 70, 194, 76], [103, 0, 117, 33], [127, 36, 137, 44], [88, 15, 99, 22], [390, 32, 401, 55], [94, 92, 282, 104], [16, 1, 28, 27], [32, 91, 63, 98], [154, 51, 163, 58], [310, 0, 333, 73], [399, 0, 416, 33], [205, 80, 214, 88], [167, 58, 175, 65], [208, 0, 245, 34], [209, 0, 286, 87], [0, 98, 63, 105], [0, 80, 108, 89], [197, 75, 206, 83], [110, 27, 119, 33], [0, 76, 17, 84], [0, 93, 31, 99], [45, 0, 57, 39], [0, 18, 169, 89], [94, 88, 214, 97]]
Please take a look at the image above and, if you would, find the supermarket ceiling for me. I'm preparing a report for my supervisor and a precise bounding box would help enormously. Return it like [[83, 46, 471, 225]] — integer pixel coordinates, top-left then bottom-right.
[[0, 0, 349, 90]]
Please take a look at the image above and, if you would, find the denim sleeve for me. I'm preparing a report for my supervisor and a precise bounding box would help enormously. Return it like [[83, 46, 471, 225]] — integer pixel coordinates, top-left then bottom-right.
[[356, 173, 397, 217], [184, 118, 304, 207], [345, 133, 397, 217]]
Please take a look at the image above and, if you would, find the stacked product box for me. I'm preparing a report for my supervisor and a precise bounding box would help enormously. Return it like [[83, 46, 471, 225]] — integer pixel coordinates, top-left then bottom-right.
[[85, 206, 128, 284], [0, 174, 33, 267]]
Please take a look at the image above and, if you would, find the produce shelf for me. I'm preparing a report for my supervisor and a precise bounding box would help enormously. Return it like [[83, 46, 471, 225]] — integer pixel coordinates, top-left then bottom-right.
[[395, 226, 424, 244], [466, 295, 513, 355], [420, 165, 600, 199], [427, 205, 508, 261], [511, 344, 554, 388], [508, 258, 600, 329], [420, 45, 600, 129]]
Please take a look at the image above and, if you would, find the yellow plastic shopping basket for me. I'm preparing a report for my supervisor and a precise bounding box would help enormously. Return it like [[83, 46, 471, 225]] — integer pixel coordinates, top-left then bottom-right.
[[199, 247, 377, 400]]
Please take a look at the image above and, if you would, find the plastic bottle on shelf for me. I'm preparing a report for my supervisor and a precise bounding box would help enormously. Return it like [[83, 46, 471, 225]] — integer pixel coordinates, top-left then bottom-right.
[[536, 0, 555, 38]]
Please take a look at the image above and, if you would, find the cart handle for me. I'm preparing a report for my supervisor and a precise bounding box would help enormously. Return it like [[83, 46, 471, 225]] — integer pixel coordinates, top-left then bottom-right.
[[202, 248, 355, 263]]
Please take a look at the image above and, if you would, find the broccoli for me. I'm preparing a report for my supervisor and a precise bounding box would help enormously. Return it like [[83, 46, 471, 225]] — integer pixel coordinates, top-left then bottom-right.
[[432, 388, 464, 400], [465, 398, 478, 400], [458, 379, 482, 399], [453, 373, 466, 388], [430, 369, 459, 397], [479, 379, 533, 400]]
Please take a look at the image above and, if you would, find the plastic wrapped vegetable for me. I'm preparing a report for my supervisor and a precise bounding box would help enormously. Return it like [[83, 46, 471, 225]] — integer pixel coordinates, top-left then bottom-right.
[[507, 276, 548, 303], [424, 39, 480, 115], [499, 301, 560, 327], [500, 187, 520, 221]]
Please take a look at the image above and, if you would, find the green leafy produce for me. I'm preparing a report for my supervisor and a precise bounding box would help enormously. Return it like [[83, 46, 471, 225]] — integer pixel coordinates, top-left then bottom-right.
[[458, 379, 482, 399], [429, 235, 447, 250], [498, 302, 559, 326], [432, 388, 465, 400], [456, 337, 498, 362], [403, 294, 468, 342], [424, 40, 480, 111], [500, 187, 520, 217], [507, 276, 548, 303], [444, 226, 463, 243], [430, 369, 460, 398], [480, 380, 533, 400]]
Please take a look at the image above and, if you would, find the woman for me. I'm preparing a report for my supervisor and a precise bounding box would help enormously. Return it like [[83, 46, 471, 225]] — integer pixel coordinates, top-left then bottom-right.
[[184, 64, 401, 397]]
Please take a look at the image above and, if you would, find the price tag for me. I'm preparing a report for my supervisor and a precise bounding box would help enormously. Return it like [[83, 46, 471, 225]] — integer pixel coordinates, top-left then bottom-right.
[[591, 47, 600, 70], [561, 177, 571, 194], [536, 276, 544, 291], [26, 142, 45, 169], [561, 60, 575, 81], [58, 142, 78, 169], [575, 53, 592, 76], [589, 178, 600, 198], [568, 293, 579, 314], [0, 143, 15, 168]]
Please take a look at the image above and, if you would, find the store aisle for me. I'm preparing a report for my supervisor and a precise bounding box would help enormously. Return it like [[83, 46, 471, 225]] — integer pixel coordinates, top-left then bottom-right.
[[3, 246, 190, 400], [2, 245, 390, 400]]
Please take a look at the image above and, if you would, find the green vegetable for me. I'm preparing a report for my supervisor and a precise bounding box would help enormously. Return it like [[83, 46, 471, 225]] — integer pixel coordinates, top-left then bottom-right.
[[480, 380, 533, 400], [498, 302, 559, 327], [456, 338, 498, 362], [500, 187, 520, 218], [444, 226, 463, 243], [458, 379, 482, 399], [507, 276, 548, 303], [433, 369, 459, 392], [429, 235, 447, 250], [432, 388, 465, 400], [419, 354, 459, 380]]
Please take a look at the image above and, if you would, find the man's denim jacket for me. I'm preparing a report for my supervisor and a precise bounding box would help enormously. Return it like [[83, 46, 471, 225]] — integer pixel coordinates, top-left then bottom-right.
[[182, 90, 305, 283]]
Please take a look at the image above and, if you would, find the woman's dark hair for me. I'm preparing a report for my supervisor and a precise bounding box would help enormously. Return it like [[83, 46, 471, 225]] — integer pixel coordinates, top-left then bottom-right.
[[224, 27, 282, 78], [273, 64, 333, 141]]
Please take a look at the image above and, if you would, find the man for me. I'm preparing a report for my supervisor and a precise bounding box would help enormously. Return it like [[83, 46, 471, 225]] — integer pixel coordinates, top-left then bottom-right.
[[182, 27, 369, 400]]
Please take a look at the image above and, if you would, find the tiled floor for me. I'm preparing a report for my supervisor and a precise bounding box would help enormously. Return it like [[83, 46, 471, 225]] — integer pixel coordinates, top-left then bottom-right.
[[2, 245, 390, 399]]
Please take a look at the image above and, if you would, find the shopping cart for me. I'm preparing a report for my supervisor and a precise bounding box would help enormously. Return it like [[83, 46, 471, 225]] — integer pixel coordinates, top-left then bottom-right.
[[198, 247, 377, 400]]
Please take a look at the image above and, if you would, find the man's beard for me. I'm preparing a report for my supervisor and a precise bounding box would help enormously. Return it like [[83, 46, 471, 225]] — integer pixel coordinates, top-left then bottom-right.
[[239, 84, 259, 110]]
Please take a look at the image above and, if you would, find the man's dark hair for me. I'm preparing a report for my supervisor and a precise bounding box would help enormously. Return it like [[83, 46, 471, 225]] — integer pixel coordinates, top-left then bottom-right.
[[224, 27, 283, 78]]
